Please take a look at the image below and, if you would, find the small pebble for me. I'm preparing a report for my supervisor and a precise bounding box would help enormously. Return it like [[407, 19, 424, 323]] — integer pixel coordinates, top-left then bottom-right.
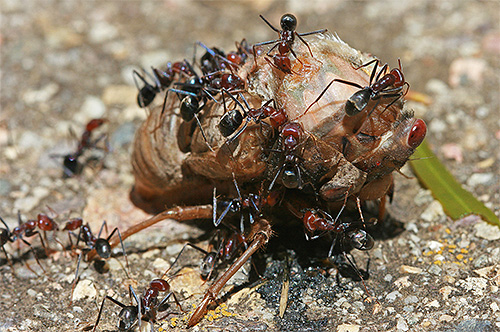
[[396, 316, 409, 331], [428, 264, 442, 275], [467, 173, 494, 187], [72, 280, 97, 301], [386, 290, 401, 302], [400, 265, 423, 274], [337, 323, 360, 332], [420, 200, 445, 222], [474, 221, 500, 241]]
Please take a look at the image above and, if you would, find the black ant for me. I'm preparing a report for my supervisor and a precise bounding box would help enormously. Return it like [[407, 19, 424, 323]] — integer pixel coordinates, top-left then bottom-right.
[[253, 13, 326, 74], [299, 208, 374, 252], [92, 259, 184, 331], [133, 61, 193, 108], [52, 118, 108, 178], [300, 59, 408, 120], [69, 220, 130, 303]]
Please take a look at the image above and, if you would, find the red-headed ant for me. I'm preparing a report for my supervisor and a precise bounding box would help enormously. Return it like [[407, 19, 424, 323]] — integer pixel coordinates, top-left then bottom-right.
[[253, 13, 327, 74], [218, 90, 287, 141], [69, 220, 130, 303], [0, 214, 48, 275], [52, 118, 108, 177], [300, 59, 408, 120], [268, 122, 315, 191], [133, 61, 193, 108], [92, 258, 184, 331]]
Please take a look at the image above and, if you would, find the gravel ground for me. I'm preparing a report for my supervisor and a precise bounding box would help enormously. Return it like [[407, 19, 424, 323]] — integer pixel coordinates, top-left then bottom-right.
[[1, 1, 499, 332]]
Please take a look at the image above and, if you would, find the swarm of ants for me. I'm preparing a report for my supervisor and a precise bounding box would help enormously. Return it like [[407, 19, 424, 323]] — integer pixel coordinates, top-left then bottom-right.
[[1, 13, 426, 331]]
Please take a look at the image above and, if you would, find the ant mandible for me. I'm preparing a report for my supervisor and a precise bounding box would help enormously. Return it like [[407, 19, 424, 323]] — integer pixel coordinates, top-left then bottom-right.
[[253, 13, 327, 74]]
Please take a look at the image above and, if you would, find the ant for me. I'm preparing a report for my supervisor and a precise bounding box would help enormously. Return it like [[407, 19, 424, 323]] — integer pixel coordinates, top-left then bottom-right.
[[178, 227, 247, 282], [218, 90, 287, 141], [0, 215, 48, 275], [13, 212, 63, 257], [69, 220, 130, 303], [299, 208, 374, 252], [300, 59, 408, 120], [133, 61, 193, 108], [92, 259, 184, 331], [226, 39, 252, 67], [53, 118, 108, 178], [253, 13, 327, 74], [267, 122, 316, 191]]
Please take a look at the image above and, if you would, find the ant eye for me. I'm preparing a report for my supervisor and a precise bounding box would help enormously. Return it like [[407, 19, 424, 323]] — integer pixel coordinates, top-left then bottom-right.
[[407, 119, 426, 149]]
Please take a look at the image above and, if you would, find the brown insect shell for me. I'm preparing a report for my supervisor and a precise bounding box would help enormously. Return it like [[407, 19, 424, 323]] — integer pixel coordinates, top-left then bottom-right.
[[248, 32, 419, 202], [131, 87, 272, 213], [183, 92, 272, 182]]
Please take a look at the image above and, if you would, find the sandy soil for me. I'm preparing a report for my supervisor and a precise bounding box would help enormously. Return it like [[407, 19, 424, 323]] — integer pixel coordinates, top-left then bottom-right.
[[1, 1, 499, 331]]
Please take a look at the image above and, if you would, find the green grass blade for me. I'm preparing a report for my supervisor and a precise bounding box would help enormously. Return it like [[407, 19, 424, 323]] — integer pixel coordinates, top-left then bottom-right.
[[409, 139, 499, 226]]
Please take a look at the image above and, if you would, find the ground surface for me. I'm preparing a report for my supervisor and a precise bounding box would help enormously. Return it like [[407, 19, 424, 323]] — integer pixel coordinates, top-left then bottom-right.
[[1, 1, 499, 332]]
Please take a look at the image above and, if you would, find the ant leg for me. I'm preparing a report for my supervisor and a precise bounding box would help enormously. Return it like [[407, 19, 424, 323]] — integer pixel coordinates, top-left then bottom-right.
[[188, 219, 272, 327], [1, 245, 16, 277], [70, 251, 84, 303], [105, 227, 131, 279], [296, 78, 363, 120], [194, 114, 215, 153], [92, 295, 128, 332]]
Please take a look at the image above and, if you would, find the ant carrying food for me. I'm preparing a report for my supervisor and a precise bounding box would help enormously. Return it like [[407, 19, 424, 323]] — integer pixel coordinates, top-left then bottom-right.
[[69, 220, 130, 303], [253, 13, 327, 74]]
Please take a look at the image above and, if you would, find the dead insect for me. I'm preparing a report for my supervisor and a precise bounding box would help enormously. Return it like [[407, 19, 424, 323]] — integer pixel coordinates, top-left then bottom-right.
[[126, 17, 426, 327]]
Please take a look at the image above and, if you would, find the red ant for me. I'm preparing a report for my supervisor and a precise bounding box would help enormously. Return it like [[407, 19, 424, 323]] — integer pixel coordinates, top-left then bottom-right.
[[218, 90, 287, 141], [69, 220, 130, 303], [253, 13, 326, 74], [53, 118, 108, 177], [268, 122, 316, 191], [226, 39, 252, 67], [300, 59, 408, 120], [92, 258, 184, 331], [133, 61, 193, 108], [0, 214, 49, 275], [300, 208, 374, 252]]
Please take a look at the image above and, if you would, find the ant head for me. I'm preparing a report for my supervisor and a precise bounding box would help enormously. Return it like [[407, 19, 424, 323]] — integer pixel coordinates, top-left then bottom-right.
[[281, 14, 297, 31]]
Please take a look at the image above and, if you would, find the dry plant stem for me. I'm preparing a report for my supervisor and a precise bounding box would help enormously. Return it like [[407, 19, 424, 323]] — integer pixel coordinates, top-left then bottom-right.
[[188, 218, 272, 327], [86, 205, 212, 261]]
